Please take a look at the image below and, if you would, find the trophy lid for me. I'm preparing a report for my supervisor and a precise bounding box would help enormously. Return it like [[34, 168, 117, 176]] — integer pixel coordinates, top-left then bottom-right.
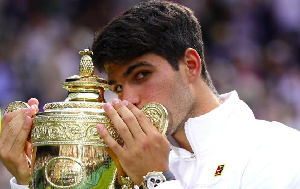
[[43, 49, 109, 111], [62, 49, 109, 96]]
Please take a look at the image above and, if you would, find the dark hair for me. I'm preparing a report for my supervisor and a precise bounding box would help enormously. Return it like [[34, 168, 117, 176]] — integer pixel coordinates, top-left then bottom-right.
[[92, 0, 216, 91]]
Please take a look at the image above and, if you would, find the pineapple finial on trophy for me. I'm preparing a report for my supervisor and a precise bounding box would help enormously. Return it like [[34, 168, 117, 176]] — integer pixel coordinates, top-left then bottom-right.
[[79, 49, 94, 77]]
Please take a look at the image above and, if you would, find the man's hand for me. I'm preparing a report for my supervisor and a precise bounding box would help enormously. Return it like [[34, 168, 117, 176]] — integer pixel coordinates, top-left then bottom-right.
[[0, 98, 39, 185], [97, 99, 170, 184]]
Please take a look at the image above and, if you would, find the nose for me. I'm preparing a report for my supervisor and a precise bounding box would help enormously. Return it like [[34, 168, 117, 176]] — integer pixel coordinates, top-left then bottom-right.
[[119, 84, 141, 107]]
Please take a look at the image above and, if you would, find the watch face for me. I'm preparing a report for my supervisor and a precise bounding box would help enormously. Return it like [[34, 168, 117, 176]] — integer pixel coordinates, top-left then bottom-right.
[[145, 172, 166, 188]]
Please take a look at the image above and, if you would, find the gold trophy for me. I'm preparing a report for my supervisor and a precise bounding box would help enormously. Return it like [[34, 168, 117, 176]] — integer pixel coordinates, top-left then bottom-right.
[[4, 49, 168, 189]]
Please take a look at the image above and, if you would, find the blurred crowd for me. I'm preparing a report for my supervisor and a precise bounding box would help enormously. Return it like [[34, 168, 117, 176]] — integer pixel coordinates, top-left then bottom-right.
[[1, 0, 300, 187]]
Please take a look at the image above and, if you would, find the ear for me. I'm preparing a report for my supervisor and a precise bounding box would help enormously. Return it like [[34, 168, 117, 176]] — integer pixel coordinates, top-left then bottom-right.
[[182, 48, 201, 82]]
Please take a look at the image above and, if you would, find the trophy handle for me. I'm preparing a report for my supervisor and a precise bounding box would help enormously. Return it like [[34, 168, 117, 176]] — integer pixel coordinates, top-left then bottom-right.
[[3, 101, 30, 115], [141, 102, 168, 135]]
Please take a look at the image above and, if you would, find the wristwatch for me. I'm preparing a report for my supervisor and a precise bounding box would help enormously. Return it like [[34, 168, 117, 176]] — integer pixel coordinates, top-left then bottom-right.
[[142, 171, 175, 188]]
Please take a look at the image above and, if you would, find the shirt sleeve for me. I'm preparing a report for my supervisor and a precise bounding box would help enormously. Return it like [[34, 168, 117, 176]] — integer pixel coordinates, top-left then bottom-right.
[[155, 180, 184, 189], [10, 177, 29, 189]]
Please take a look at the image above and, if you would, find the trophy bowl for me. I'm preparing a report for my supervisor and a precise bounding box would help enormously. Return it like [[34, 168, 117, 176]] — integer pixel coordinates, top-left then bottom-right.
[[4, 49, 168, 189]]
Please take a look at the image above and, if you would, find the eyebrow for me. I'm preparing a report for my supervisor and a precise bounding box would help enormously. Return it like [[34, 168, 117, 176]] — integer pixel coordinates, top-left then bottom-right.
[[124, 61, 152, 78], [108, 61, 153, 85]]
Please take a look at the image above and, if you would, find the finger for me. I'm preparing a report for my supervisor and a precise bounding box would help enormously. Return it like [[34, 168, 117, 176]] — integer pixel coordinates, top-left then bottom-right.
[[1, 109, 25, 131], [1, 109, 33, 154], [1, 105, 36, 131], [104, 103, 134, 144], [0, 108, 29, 148], [3, 115, 31, 154], [126, 102, 156, 134], [97, 124, 124, 155], [28, 98, 39, 113], [9, 115, 32, 156], [112, 99, 145, 139], [28, 98, 39, 106]]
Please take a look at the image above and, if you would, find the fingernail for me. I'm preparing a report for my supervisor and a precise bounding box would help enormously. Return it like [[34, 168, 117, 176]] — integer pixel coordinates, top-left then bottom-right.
[[122, 100, 129, 106], [112, 99, 120, 105], [97, 124, 104, 132], [104, 103, 113, 111]]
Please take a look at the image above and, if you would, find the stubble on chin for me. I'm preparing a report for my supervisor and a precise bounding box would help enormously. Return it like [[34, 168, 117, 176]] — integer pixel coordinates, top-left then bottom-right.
[[165, 118, 185, 137]]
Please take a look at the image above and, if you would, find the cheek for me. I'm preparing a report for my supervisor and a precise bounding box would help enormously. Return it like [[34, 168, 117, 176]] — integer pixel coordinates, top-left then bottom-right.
[[147, 77, 175, 98]]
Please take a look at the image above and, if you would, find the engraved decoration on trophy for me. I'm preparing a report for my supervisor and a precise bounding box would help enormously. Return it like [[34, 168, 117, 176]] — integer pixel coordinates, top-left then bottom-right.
[[4, 49, 168, 189]]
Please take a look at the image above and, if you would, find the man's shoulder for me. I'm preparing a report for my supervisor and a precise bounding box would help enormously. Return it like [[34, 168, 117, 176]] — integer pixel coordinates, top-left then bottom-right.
[[238, 120, 300, 188], [248, 119, 300, 142], [232, 116, 299, 139], [227, 118, 300, 156]]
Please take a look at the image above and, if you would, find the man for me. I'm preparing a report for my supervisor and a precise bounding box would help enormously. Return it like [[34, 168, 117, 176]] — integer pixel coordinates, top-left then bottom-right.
[[1, 1, 300, 188]]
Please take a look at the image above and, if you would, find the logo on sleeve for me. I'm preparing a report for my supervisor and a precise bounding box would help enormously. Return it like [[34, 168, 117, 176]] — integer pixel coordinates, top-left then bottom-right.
[[214, 165, 225, 177]]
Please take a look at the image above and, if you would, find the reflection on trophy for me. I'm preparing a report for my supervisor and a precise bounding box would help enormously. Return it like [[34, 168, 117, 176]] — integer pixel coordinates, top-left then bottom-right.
[[4, 49, 168, 189]]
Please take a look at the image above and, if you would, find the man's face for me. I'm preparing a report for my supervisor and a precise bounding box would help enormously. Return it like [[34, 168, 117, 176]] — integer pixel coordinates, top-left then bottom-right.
[[105, 53, 195, 135]]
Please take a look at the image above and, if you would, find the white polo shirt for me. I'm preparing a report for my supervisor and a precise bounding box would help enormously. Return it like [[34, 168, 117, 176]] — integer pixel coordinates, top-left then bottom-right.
[[157, 91, 300, 189], [10, 91, 300, 188]]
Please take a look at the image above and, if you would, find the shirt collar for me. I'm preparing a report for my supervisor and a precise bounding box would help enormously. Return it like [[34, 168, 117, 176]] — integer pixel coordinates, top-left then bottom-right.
[[170, 91, 254, 158]]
